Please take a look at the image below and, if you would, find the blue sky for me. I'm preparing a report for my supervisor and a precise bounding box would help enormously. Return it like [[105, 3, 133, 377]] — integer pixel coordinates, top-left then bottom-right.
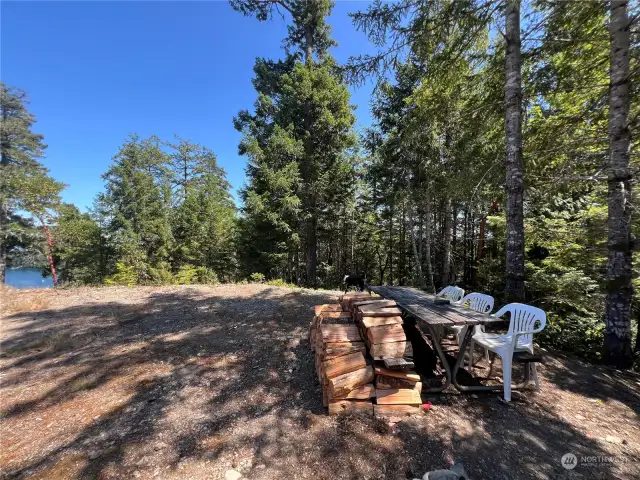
[[1, 1, 377, 210]]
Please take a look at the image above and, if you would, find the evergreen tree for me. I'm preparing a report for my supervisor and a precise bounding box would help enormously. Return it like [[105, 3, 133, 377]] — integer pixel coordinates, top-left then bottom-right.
[[168, 138, 236, 279], [100, 135, 174, 284], [1, 83, 64, 284], [231, 0, 356, 286], [52, 204, 108, 284]]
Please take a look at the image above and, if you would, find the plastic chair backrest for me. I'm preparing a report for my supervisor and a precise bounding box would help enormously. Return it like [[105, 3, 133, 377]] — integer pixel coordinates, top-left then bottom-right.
[[437, 286, 465, 302], [459, 293, 494, 314], [493, 303, 547, 345]]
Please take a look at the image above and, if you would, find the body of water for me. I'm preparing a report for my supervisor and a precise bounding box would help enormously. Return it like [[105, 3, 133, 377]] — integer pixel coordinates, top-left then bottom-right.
[[5, 267, 54, 289]]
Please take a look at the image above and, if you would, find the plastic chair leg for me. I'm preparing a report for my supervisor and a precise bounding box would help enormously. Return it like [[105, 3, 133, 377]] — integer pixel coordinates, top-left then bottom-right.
[[502, 357, 512, 401], [531, 363, 540, 391]]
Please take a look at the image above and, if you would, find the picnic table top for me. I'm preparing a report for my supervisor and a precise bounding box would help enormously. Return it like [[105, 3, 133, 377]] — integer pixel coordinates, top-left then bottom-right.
[[369, 285, 491, 327]]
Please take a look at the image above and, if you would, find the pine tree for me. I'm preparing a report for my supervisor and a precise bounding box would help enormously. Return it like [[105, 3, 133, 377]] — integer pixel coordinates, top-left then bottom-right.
[[100, 135, 174, 284], [1, 83, 64, 284], [168, 138, 236, 279], [231, 0, 356, 286]]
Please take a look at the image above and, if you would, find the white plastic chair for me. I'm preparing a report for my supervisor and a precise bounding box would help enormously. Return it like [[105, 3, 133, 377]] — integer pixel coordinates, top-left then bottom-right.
[[432, 286, 465, 340], [471, 303, 546, 401], [437, 286, 465, 302], [447, 293, 494, 368]]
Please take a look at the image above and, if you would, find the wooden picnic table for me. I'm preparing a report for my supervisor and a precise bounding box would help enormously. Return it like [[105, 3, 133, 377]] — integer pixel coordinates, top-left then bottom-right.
[[369, 285, 532, 394]]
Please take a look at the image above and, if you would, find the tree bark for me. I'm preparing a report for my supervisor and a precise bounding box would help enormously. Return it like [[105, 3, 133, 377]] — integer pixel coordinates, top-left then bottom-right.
[[423, 194, 436, 293], [441, 196, 452, 286], [504, 0, 526, 301], [305, 25, 314, 64], [603, 0, 634, 368], [408, 205, 425, 289], [0, 103, 8, 284], [36, 215, 57, 286], [306, 210, 317, 287]]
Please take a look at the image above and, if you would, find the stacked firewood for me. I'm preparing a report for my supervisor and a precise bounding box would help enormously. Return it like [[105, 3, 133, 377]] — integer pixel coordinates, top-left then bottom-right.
[[309, 293, 423, 416]]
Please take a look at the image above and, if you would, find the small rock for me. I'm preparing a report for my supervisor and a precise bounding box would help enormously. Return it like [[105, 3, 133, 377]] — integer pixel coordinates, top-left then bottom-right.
[[605, 435, 622, 444], [575, 414, 585, 421], [225, 469, 243, 480], [88, 450, 102, 460], [256, 464, 266, 469], [471, 394, 479, 399]]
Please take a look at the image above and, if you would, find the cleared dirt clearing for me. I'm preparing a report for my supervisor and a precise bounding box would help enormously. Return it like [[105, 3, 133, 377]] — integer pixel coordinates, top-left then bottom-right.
[[1, 284, 639, 479]]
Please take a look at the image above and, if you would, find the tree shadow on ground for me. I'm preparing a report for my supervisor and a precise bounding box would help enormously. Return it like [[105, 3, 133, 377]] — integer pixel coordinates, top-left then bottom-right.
[[1, 285, 638, 479]]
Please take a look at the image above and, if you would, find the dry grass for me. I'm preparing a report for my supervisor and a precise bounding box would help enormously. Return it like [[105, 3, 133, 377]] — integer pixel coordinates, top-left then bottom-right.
[[0, 285, 52, 315]]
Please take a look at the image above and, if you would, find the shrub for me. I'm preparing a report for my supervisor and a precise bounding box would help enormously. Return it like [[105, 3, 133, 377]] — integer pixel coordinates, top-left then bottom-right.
[[104, 263, 138, 286], [195, 266, 218, 284], [173, 265, 198, 285], [249, 272, 265, 283], [266, 278, 297, 288]]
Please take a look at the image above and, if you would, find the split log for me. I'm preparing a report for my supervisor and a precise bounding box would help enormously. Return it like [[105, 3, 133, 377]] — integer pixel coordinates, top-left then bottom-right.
[[329, 366, 375, 398], [376, 375, 422, 392], [361, 316, 403, 328], [367, 324, 407, 344], [325, 341, 364, 350], [321, 345, 367, 361], [373, 404, 421, 417], [328, 400, 373, 416], [320, 325, 362, 343], [323, 352, 366, 379], [375, 388, 422, 405], [351, 299, 396, 312], [340, 293, 377, 310], [329, 383, 375, 401], [317, 311, 352, 320], [315, 304, 343, 315], [374, 367, 420, 383], [370, 341, 413, 359], [357, 306, 403, 317]]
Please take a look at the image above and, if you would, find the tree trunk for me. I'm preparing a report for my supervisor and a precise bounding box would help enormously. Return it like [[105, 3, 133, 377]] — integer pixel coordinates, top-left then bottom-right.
[[306, 212, 317, 287], [388, 206, 393, 285], [0, 104, 8, 284], [305, 26, 314, 64], [441, 196, 452, 286], [400, 201, 406, 284], [504, 0, 526, 301], [408, 206, 425, 288], [36, 215, 57, 286], [477, 200, 499, 262], [603, 0, 633, 368], [423, 194, 435, 293]]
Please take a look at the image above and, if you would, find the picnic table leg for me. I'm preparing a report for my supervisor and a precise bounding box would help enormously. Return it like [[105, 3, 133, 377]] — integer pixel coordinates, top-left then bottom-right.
[[419, 322, 452, 393], [452, 324, 531, 393]]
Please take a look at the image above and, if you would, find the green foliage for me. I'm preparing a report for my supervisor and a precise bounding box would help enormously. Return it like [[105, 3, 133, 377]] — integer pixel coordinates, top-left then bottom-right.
[[52, 204, 107, 284], [95, 135, 236, 286], [1, 83, 65, 282], [104, 262, 138, 287], [266, 278, 297, 288], [173, 265, 199, 285], [234, 50, 356, 285], [171, 265, 219, 285], [249, 272, 265, 283]]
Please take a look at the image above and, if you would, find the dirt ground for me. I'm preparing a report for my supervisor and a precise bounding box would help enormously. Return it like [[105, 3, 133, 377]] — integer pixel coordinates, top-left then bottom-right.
[[1, 284, 639, 480]]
